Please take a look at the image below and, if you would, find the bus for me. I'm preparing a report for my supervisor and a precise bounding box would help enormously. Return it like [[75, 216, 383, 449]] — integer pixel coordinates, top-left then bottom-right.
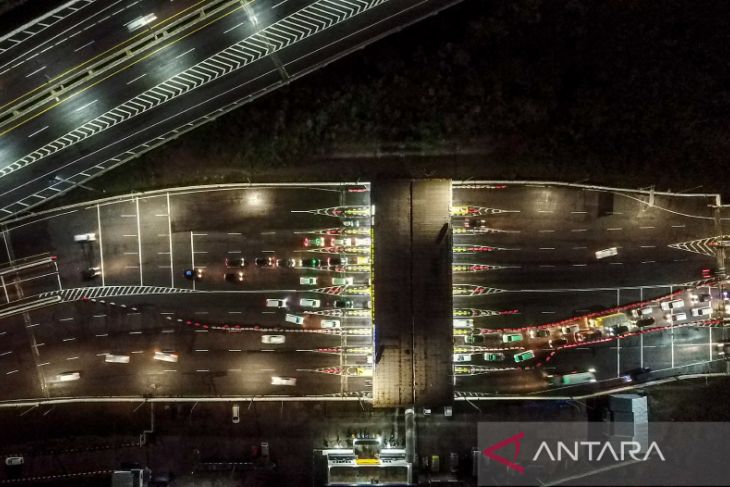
[[549, 371, 596, 386]]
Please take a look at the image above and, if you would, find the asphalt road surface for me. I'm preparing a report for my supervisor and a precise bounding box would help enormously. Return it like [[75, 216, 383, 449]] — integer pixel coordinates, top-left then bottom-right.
[[0, 0, 462, 217]]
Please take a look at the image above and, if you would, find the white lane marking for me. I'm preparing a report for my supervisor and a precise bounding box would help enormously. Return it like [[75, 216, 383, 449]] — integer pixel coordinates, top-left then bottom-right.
[[166, 192, 174, 288], [95, 333, 108, 337], [640, 226, 655, 229], [0, 351, 12, 357], [609, 262, 624, 265], [538, 230, 554, 233], [272, 0, 288, 8], [571, 211, 587, 214], [135, 197, 143, 286], [540, 311, 556, 314], [537, 210, 553, 213], [572, 264, 587, 267], [37, 362, 50, 367], [228, 311, 242, 314], [62, 337, 76, 342], [73, 40, 94, 52], [641, 260, 656, 264], [195, 349, 208, 352], [671, 225, 686, 228], [74, 99, 98, 112], [25, 65, 46, 77], [123, 234, 137, 237], [571, 229, 587, 232], [539, 265, 555, 268], [227, 232, 241, 235], [196, 369, 210, 372], [606, 227, 622, 231], [129, 331, 142, 335], [58, 317, 74, 322], [174, 48, 195, 59], [228, 349, 242, 352], [126, 73, 147, 85], [227, 250, 242, 254], [6, 370, 18, 375], [572, 246, 587, 250], [194, 311, 208, 314], [66, 356, 79, 361], [539, 247, 555, 250], [161, 329, 175, 334], [28, 125, 49, 138], [224, 22, 244, 34], [640, 245, 656, 248], [96, 204, 105, 287], [194, 329, 208, 333]]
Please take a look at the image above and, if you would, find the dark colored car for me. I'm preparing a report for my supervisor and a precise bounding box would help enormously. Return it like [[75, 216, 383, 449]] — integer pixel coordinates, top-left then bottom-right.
[[255, 257, 274, 267], [225, 257, 246, 268], [334, 299, 354, 309], [81, 267, 101, 280], [575, 329, 602, 342], [183, 268, 203, 280], [276, 258, 296, 268], [464, 335, 485, 345], [548, 338, 568, 348], [327, 257, 348, 266], [464, 218, 487, 228], [301, 258, 321, 268], [621, 367, 652, 383], [608, 325, 630, 336], [635, 317, 655, 328], [224, 271, 244, 282]]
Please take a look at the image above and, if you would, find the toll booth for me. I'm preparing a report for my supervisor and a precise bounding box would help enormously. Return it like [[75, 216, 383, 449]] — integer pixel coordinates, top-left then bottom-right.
[[323, 438, 412, 485]]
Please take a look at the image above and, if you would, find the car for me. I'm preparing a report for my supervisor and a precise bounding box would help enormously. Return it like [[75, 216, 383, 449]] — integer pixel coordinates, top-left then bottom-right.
[[277, 258, 296, 268], [606, 325, 630, 336], [153, 351, 178, 363], [691, 307, 712, 317], [232, 404, 240, 424], [513, 350, 535, 363], [105, 353, 130, 363], [595, 247, 618, 259], [501, 333, 523, 343], [345, 185, 368, 193], [327, 257, 349, 266], [271, 376, 297, 386], [453, 353, 472, 363], [127, 13, 157, 32], [689, 293, 699, 304], [266, 298, 287, 308], [671, 312, 687, 321], [548, 338, 568, 348], [4, 456, 23, 466], [303, 237, 327, 247], [699, 294, 712, 303], [224, 271, 244, 282], [561, 324, 580, 334], [464, 218, 487, 228], [225, 257, 246, 267], [575, 329, 602, 342], [334, 299, 354, 309], [464, 335, 485, 345], [528, 329, 550, 338], [300, 258, 321, 268], [262, 335, 285, 344], [640, 307, 654, 316], [183, 268, 203, 280], [299, 298, 321, 308], [332, 237, 354, 247], [300, 277, 317, 285], [255, 257, 275, 267], [661, 299, 685, 311], [635, 317, 655, 328], [82, 266, 101, 280], [453, 319, 474, 328], [356, 256, 371, 265], [73, 233, 96, 242], [483, 352, 506, 361], [343, 220, 361, 227], [321, 319, 341, 329], [621, 367, 651, 383], [285, 314, 305, 325], [449, 452, 459, 473], [332, 277, 354, 286], [56, 371, 81, 381]]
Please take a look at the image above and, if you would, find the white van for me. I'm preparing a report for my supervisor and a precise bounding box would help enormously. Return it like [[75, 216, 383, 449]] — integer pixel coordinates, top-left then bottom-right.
[[105, 353, 130, 363], [661, 299, 685, 311], [285, 314, 305, 325], [299, 298, 321, 308], [321, 319, 341, 329], [595, 247, 618, 259], [232, 404, 240, 424], [266, 298, 287, 308], [74, 233, 96, 242], [453, 319, 474, 328], [691, 307, 712, 317]]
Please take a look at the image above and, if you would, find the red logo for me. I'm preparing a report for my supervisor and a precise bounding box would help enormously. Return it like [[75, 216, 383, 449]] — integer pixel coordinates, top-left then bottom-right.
[[482, 432, 525, 474]]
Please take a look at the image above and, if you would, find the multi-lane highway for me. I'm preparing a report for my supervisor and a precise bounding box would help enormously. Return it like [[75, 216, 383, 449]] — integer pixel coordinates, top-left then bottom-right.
[[0, 183, 373, 400], [451, 183, 730, 395], [0, 181, 727, 403], [0, 0, 463, 218]]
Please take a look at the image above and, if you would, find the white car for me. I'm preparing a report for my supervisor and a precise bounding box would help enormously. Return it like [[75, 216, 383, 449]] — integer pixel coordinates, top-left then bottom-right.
[[262, 335, 285, 344], [271, 376, 297, 386], [691, 307, 712, 317], [354, 237, 371, 246], [285, 314, 305, 325], [105, 353, 130, 363], [343, 220, 361, 227], [332, 277, 354, 286], [73, 233, 96, 242], [453, 353, 472, 363], [300, 277, 317, 285], [299, 298, 321, 308], [153, 351, 178, 362], [660, 299, 684, 311], [266, 298, 287, 308], [4, 456, 23, 466], [321, 319, 341, 329], [127, 13, 157, 32], [453, 318, 474, 328], [56, 371, 81, 382], [595, 247, 618, 259]]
